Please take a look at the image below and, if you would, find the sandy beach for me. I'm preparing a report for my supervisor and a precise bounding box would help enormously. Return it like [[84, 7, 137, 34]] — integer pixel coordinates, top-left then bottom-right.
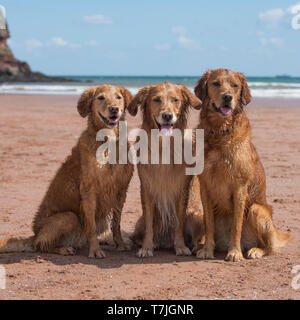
[[0, 94, 299, 300]]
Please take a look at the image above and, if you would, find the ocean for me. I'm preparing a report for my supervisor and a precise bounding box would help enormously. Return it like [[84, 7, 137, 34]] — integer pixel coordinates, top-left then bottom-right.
[[1, 76, 300, 98]]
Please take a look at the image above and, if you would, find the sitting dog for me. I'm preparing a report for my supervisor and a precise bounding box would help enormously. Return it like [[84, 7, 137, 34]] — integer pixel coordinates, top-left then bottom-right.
[[0, 85, 133, 258], [194, 69, 291, 261], [128, 82, 204, 257]]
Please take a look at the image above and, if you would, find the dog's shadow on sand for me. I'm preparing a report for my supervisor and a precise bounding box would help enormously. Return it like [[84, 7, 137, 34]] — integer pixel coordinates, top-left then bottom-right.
[[0, 244, 227, 269]]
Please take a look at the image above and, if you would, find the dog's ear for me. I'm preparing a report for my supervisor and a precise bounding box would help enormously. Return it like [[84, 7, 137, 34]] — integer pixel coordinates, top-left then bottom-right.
[[194, 70, 211, 102], [119, 87, 133, 109], [77, 87, 96, 118], [238, 73, 251, 106], [180, 85, 202, 110], [127, 85, 153, 116]]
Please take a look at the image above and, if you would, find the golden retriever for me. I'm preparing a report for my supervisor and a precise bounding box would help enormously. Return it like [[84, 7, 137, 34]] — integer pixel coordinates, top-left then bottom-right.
[[128, 82, 204, 257], [0, 85, 133, 258], [194, 69, 291, 261]]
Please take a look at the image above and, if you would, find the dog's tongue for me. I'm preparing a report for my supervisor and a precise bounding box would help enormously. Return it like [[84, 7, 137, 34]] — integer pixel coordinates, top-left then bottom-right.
[[109, 117, 119, 124], [220, 105, 232, 116], [160, 125, 173, 136]]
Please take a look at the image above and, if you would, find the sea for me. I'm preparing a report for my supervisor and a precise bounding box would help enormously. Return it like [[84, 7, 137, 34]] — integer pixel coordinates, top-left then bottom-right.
[[1, 76, 300, 99]]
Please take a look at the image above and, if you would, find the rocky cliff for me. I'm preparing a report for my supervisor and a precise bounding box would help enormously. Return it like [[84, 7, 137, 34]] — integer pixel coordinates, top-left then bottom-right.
[[0, 24, 72, 83]]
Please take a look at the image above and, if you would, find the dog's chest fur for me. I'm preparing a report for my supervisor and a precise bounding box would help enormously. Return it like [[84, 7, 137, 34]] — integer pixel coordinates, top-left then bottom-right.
[[203, 137, 251, 212], [139, 164, 187, 233], [80, 135, 133, 214]]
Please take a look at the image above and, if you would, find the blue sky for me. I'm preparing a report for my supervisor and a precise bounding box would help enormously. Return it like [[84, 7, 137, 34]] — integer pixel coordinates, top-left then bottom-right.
[[2, 0, 300, 76]]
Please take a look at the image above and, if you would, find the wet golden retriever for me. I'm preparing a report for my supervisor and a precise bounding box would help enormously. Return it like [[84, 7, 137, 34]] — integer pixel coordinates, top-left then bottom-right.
[[0, 85, 133, 258], [194, 69, 291, 261], [128, 82, 204, 257]]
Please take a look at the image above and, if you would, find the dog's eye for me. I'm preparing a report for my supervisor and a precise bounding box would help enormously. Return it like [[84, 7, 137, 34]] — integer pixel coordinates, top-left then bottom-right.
[[116, 95, 122, 100], [153, 97, 161, 102], [98, 96, 105, 100], [233, 84, 238, 88], [213, 81, 221, 87], [174, 98, 179, 102]]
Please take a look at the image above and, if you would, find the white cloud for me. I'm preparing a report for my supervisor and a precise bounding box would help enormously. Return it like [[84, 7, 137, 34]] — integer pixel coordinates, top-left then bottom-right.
[[83, 14, 113, 25], [48, 37, 68, 46], [220, 46, 228, 52], [46, 37, 82, 48], [177, 35, 196, 49], [269, 37, 284, 47], [172, 26, 187, 36], [258, 8, 285, 28], [85, 40, 98, 46], [25, 39, 43, 50], [20, 37, 98, 51], [171, 26, 198, 50], [47, 37, 90, 48], [257, 6, 292, 47], [154, 43, 171, 51], [259, 35, 284, 48]]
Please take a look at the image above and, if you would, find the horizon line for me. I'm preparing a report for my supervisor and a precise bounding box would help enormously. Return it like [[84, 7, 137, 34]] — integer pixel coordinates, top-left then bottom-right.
[[49, 74, 300, 78]]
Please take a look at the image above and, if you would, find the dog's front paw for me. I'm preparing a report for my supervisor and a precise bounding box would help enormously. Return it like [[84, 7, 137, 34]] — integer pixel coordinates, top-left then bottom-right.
[[175, 245, 191, 256], [246, 247, 264, 259], [88, 245, 106, 259], [196, 246, 214, 259], [225, 249, 243, 262], [137, 247, 153, 258]]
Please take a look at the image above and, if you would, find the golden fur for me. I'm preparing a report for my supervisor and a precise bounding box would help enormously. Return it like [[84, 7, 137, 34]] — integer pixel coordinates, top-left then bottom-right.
[[0, 85, 134, 258], [194, 69, 291, 261], [129, 82, 204, 257]]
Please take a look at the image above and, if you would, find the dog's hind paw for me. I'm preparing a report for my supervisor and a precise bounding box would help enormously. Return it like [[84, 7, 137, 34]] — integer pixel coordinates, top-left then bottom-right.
[[56, 246, 76, 256], [137, 247, 153, 258], [246, 247, 264, 259], [175, 246, 191, 256]]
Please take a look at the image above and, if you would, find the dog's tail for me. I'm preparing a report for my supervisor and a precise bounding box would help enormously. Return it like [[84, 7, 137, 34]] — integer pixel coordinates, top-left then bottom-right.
[[273, 228, 292, 249], [0, 236, 35, 253]]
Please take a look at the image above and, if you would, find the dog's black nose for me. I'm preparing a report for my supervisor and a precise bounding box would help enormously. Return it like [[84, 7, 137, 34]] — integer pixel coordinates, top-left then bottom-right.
[[162, 112, 173, 122], [109, 106, 119, 114], [223, 92, 233, 103]]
